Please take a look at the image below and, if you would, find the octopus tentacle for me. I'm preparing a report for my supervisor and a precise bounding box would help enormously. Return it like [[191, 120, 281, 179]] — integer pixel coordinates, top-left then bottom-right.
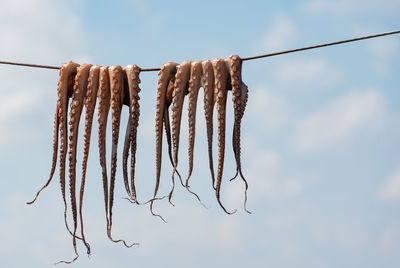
[[68, 63, 92, 257], [201, 60, 217, 190], [212, 59, 237, 215], [108, 65, 137, 247], [170, 61, 192, 204], [122, 112, 132, 198], [226, 55, 251, 214], [152, 62, 178, 222], [125, 64, 141, 203], [165, 80, 185, 188], [56, 61, 82, 242], [180, 61, 206, 207], [27, 104, 59, 204], [185, 61, 203, 186], [78, 65, 100, 255], [97, 66, 111, 234]]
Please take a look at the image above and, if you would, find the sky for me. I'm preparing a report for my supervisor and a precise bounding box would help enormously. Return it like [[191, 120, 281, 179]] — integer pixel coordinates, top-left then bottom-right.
[[0, 0, 399, 267]]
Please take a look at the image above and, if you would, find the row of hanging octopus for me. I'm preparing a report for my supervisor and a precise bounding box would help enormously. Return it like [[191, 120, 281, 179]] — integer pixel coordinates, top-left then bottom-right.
[[27, 55, 250, 263]]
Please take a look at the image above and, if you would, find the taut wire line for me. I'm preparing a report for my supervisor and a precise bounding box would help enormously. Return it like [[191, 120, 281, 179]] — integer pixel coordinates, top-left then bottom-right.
[[0, 30, 399, 71]]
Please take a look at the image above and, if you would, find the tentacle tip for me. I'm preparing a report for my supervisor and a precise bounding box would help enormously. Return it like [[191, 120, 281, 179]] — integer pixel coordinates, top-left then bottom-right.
[[125, 242, 140, 248], [168, 200, 175, 207], [55, 254, 79, 265]]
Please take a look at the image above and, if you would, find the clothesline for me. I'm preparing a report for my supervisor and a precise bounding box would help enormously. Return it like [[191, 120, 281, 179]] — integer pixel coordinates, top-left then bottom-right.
[[0, 30, 399, 71]]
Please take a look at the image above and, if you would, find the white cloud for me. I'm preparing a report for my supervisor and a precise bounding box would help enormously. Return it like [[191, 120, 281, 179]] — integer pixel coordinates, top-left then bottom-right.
[[366, 38, 400, 73], [378, 223, 400, 253], [246, 85, 290, 132], [294, 89, 386, 152], [253, 13, 299, 53], [228, 137, 304, 204], [379, 168, 400, 201], [0, 0, 89, 151], [272, 57, 344, 90]]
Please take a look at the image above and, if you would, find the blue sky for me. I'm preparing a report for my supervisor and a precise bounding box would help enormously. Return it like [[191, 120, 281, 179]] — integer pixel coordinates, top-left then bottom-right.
[[0, 0, 400, 267]]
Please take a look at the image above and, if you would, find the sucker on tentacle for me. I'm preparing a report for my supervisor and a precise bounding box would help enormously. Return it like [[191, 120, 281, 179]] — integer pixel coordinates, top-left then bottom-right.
[[53, 62, 85, 244], [201, 60, 217, 191], [212, 58, 237, 215], [226, 55, 251, 214], [28, 61, 83, 253], [27, 104, 59, 204], [185, 61, 203, 187], [108, 65, 137, 247], [164, 80, 185, 188], [152, 61, 178, 222], [78, 65, 100, 256], [170, 60, 192, 205], [67, 63, 92, 261], [181, 61, 207, 207], [124, 64, 141, 204]]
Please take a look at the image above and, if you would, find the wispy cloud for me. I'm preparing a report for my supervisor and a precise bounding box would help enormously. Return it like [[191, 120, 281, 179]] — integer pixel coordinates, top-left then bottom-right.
[[272, 57, 344, 90], [378, 168, 400, 202], [293, 89, 386, 152], [253, 13, 299, 53]]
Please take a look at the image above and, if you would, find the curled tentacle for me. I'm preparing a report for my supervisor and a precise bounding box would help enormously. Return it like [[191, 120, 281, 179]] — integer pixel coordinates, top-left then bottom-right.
[[27, 104, 59, 204], [201, 60, 217, 191], [151, 62, 178, 222], [170, 61, 192, 205], [108, 65, 136, 247], [68, 63, 92, 256], [212, 59, 237, 215], [226, 55, 251, 214]]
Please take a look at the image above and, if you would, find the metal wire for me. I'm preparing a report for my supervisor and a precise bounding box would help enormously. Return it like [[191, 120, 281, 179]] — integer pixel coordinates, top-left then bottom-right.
[[0, 30, 399, 71]]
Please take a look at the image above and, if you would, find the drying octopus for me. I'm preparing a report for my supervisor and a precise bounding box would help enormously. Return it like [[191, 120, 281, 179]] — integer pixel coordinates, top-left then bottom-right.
[[27, 62, 141, 263], [26, 54, 251, 262], [152, 55, 250, 218]]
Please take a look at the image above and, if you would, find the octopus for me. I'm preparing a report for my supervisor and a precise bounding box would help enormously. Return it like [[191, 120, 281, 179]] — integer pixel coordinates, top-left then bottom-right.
[[27, 61, 88, 264], [226, 55, 251, 214]]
